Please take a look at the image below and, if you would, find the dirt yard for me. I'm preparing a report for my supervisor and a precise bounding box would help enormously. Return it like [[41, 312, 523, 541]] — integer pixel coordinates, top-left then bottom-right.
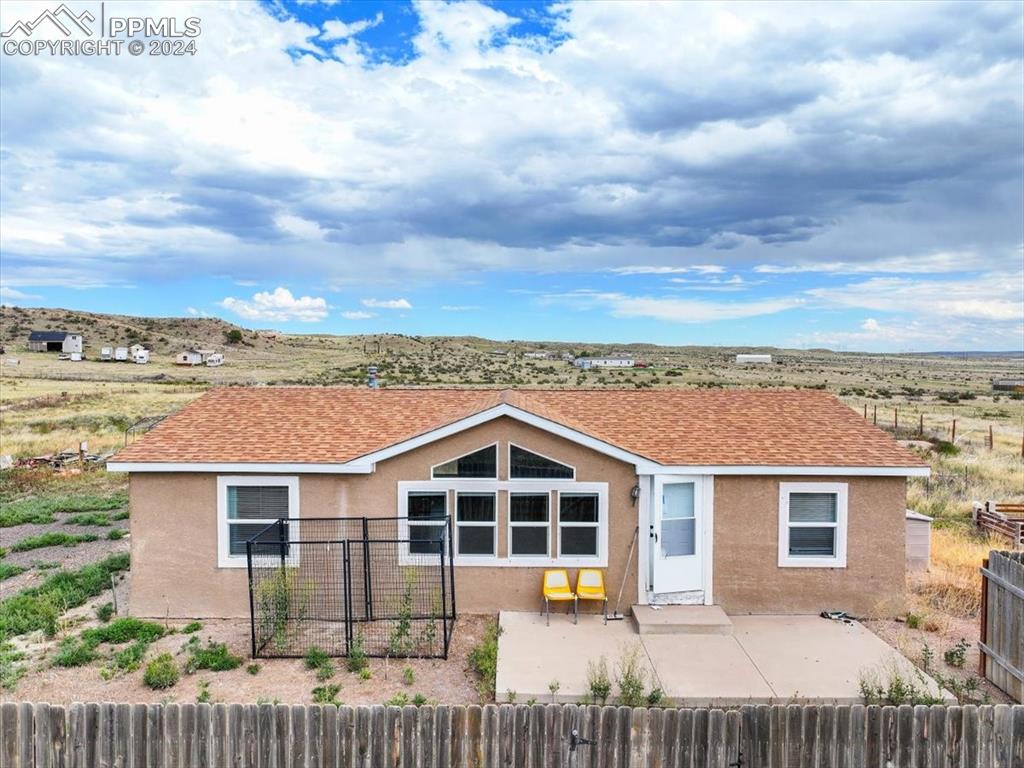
[[10, 603, 491, 707]]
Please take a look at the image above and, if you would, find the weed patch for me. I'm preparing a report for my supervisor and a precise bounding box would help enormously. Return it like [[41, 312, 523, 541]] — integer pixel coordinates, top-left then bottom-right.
[[11, 532, 99, 552], [64, 513, 111, 527], [467, 619, 501, 701], [143, 654, 179, 689], [0, 564, 27, 581], [0, 494, 128, 527], [185, 640, 243, 673]]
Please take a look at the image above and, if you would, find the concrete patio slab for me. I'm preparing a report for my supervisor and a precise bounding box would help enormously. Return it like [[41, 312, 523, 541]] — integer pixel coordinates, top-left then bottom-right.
[[632, 604, 734, 635], [495, 611, 953, 705], [731, 615, 950, 703]]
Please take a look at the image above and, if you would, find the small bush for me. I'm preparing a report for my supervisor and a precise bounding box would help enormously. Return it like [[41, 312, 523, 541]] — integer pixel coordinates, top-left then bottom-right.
[[196, 680, 212, 703], [82, 617, 164, 646], [106, 529, 125, 541], [304, 645, 329, 670], [905, 612, 924, 630], [468, 620, 501, 700], [402, 666, 415, 686], [931, 440, 960, 456], [108, 640, 147, 674], [412, 693, 428, 706], [346, 632, 368, 673], [944, 639, 969, 669], [144, 654, 179, 689], [358, 667, 372, 681], [316, 662, 335, 681], [0, 642, 27, 690], [646, 688, 665, 707], [182, 621, 202, 634], [614, 644, 647, 708], [95, 602, 114, 623], [53, 638, 98, 668], [312, 684, 342, 705], [858, 665, 941, 706], [186, 641, 243, 673], [385, 692, 409, 707], [585, 656, 612, 705], [247, 663, 261, 675]]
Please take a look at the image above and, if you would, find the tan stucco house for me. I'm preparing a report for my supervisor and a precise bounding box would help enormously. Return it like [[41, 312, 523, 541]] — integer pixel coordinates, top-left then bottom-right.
[[108, 387, 928, 620]]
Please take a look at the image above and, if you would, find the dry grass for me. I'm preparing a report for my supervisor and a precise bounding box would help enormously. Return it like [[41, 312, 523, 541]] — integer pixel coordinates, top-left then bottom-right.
[[912, 528, 1007, 619]]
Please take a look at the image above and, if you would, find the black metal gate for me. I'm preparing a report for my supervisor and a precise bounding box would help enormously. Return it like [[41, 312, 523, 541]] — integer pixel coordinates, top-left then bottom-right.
[[246, 517, 456, 659]]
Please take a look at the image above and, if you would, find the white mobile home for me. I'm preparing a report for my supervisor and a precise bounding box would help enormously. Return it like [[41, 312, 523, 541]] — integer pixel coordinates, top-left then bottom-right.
[[574, 357, 635, 369], [205, 353, 224, 367], [736, 354, 772, 364], [132, 349, 150, 364], [175, 350, 204, 366], [115, 347, 129, 361], [100, 347, 113, 361]]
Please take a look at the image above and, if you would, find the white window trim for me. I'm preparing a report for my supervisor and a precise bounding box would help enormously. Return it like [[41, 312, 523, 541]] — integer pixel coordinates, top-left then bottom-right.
[[556, 489, 607, 563], [216, 475, 299, 569], [397, 480, 608, 567], [455, 490, 498, 558], [430, 442, 499, 480], [507, 442, 576, 481], [777, 482, 848, 569], [507, 491, 551, 558]]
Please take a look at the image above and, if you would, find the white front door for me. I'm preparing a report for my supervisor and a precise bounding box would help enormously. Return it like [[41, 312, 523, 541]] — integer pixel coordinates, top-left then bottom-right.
[[651, 476, 703, 596]]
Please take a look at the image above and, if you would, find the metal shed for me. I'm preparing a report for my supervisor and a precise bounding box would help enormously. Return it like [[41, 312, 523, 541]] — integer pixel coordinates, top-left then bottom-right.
[[27, 330, 82, 354], [905, 509, 933, 571]]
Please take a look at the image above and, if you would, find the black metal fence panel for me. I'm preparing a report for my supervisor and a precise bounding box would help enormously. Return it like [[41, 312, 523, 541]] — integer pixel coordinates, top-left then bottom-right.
[[247, 518, 455, 660]]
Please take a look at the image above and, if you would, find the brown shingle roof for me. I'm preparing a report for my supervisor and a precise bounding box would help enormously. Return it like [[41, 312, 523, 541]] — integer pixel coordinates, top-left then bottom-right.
[[112, 387, 925, 468]]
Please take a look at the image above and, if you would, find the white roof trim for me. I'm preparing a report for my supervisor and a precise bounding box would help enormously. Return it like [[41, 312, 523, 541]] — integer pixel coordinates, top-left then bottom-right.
[[109, 401, 930, 478]]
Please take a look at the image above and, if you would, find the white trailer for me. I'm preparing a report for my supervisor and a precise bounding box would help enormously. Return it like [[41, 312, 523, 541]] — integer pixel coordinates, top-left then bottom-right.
[[205, 353, 224, 367], [736, 354, 772, 364], [115, 347, 129, 361], [132, 349, 150, 364], [100, 347, 113, 361]]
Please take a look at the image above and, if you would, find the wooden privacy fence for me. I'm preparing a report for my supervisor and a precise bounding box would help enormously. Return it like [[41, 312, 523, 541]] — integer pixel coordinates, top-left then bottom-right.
[[2, 701, 1023, 768], [980, 550, 1024, 703]]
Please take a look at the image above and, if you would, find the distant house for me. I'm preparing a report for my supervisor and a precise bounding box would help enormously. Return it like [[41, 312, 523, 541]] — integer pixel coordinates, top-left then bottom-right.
[[176, 348, 218, 366], [131, 345, 150, 364], [736, 354, 772, 364], [523, 351, 552, 359], [27, 331, 82, 355], [115, 347, 129, 361], [574, 357, 635, 369], [992, 378, 1024, 393], [175, 349, 204, 366], [205, 353, 224, 367], [100, 347, 113, 361]]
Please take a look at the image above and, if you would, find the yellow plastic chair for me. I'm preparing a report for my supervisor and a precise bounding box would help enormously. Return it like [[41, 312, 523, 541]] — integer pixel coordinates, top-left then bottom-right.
[[541, 569, 577, 625], [575, 569, 608, 624]]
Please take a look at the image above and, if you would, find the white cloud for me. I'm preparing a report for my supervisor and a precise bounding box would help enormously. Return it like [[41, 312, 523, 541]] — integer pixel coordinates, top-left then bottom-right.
[[607, 266, 693, 276], [219, 287, 328, 322], [441, 305, 481, 311], [320, 12, 382, 41], [861, 318, 880, 332], [754, 251, 990, 275], [0, 285, 41, 301], [185, 306, 209, 317], [341, 310, 374, 319], [362, 298, 412, 309], [545, 290, 802, 323]]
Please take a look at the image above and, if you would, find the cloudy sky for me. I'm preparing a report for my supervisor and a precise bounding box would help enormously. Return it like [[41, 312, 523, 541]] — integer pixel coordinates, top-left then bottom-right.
[[1, 0, 1022, 351]]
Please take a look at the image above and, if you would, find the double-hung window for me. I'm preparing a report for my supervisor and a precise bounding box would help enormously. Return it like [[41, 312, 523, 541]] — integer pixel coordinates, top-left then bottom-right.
[[558, 492, 600, 558], [456, 492, 497, 557], [407, 491, 447, 556], [217, 476, 298, 568], [778, 482, 848, 568], [509, 492, 550, 557]]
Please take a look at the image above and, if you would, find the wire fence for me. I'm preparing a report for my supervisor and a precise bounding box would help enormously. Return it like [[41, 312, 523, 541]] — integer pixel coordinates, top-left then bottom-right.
[[247, 517, 455, 660]]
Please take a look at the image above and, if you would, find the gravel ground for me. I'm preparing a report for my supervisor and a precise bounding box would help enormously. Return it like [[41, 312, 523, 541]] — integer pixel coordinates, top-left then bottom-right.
[[863, 615, 1012, 704], [10, 606, 491, 707], [1, 512, 129, 594]]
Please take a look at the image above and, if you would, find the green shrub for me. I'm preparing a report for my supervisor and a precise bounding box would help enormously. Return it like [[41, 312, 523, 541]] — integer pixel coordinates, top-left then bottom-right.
[[0, 553, 130, 640], [185, 641, 243, 673], [614, 644, 647, 707], [107, 640, 147, 674], [585, 656, 612, 705], [646, 688, 665, 707], [0, 642, 27, 691], [905, 612, 924, 630], [402, 666, 415, 686], [0, 564, 27, 581], [346, 631, 368, 673], [111, 511, 130, 521], [358, 667, 372, 681], [932, 440, 960, 456], [412, 693, 428, 706], [468, 620, 501, 701], [944, 639, 970, 669], [385, 692, 409, 707], [64, 513, 111, 527], [312, 684, 342, 705], [143, 653, 179, 690], [81, 617, 164, 646], [247, 663, 261, 675], [316, 662, 335, 681], [859, 666, 942, 706], [53, 638, 98, 668], [196, 680, 212, 703], [10, 532, 99, 552], [0, 494, 128, 528], [106, 529, 125, 541], [304, 645, 329, 670], [182, 621, 202, 634], [95, 602, 114, 623]]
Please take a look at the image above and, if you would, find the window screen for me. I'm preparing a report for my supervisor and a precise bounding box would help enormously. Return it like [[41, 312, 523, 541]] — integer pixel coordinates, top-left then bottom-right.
[[510, 493, 549, 556], [226, 485, 290, 556], [787, 492, 838, 557], [559, 493, 599, 557], [407, 491, 447, 555], [456, 493, 496, 556]]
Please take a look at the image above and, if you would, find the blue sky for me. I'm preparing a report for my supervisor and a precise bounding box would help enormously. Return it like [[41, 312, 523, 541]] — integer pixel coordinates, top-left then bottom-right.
[[1, 0, 1022, 351]]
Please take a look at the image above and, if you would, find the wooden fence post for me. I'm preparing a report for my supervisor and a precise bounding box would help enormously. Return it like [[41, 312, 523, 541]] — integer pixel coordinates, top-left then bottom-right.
[[919, 414, 924, 437], [873, 405, 877, 425], [979, 557, 989, 677], [951, 419, 957, 443]]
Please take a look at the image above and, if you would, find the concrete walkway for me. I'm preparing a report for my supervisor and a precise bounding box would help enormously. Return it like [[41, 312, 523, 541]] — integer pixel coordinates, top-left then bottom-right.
[[495, 611, 952, 705]]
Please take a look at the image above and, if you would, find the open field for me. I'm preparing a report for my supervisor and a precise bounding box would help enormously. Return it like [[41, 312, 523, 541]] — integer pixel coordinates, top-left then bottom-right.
[[1, 307, 1021, 705]]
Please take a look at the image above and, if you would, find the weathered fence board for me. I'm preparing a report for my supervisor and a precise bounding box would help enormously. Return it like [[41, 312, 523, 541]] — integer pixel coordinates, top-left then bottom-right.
[[0, 702, 1021, 767], [980, 550, 1024, 703]]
